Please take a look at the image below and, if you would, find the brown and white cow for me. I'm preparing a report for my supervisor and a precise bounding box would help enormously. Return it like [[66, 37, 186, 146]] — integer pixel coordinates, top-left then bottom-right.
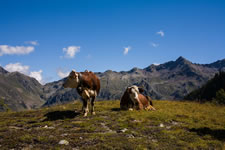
[[120, 85, 156, 111], [63, 70, 100, 117]]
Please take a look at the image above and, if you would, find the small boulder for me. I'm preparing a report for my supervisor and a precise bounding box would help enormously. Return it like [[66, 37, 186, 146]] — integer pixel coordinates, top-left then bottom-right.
[[159, 123, 164, 128], [59, 140, 69, 145], [120, 128, 128, 133]]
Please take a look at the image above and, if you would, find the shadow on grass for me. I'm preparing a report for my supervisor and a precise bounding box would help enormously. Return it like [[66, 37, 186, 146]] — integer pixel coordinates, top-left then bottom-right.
[[111, 108, 121, 111], [43, 110, 80, 121], [189, 127, 225, 141]]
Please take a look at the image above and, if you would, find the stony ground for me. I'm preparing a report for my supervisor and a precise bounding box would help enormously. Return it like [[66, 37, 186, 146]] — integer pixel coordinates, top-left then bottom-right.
[[0, 100, 225, 150]]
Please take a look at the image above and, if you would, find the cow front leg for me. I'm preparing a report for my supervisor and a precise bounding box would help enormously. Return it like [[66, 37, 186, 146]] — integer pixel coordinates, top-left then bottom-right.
[[145, 105, 156, 111], [82, 99, 89, 117], [81, 90, 91, 117], [90, 97, 96, 115], [130, 92, 142, 110]]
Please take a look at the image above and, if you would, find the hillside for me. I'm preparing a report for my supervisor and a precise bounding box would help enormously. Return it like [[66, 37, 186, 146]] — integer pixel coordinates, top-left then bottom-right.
[[44, 56, 224, 106], [0, 66, 45, 112], [1, 56, 225, 110], [185, 71, 225, 103], [0, 100, 224, 149]]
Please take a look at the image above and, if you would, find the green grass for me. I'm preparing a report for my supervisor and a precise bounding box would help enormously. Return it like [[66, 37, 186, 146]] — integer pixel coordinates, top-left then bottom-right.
[[0, 100, 225, 149]]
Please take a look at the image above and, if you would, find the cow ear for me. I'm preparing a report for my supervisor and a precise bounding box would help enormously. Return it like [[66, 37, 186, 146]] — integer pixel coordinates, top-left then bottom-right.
[[69, 70, 77, 78], [127, 87, 132, 93], [138, 87, 145, 93]]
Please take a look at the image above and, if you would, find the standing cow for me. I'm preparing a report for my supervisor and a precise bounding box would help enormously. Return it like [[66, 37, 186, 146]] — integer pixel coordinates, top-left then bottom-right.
[[120, 85, 156, 111], [63, 70, 100, 117]]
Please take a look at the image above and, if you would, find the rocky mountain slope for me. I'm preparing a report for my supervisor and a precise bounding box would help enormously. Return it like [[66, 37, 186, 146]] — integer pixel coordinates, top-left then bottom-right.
[[43, 56, 225, 106], [1, 56, 225, 110], [0, 67, 45, 111], [185, 71, 225, 103]]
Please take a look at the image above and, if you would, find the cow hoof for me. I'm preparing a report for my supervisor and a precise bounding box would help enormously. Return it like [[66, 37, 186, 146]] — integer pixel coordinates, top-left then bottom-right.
[[91, 112, 96, 115], [83, 113, 88, 117], [128, 108, 134, 111]]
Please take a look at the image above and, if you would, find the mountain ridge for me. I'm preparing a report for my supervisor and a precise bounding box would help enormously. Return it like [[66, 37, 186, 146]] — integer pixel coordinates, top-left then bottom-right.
[[0, 68, 45, 111], [43, 56, 224, 106], [1, 56, 225, 111], [0, 66, 8, 74]]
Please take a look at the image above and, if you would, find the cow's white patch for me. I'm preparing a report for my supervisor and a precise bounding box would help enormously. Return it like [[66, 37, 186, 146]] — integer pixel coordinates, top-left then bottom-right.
[[75, 73, 79, 83], [82, 90, 90, 99], [128, 85, 141, 105], [87, 89, 97, 97], [81, 89, 97, 99], [130, 85, 139, 93]]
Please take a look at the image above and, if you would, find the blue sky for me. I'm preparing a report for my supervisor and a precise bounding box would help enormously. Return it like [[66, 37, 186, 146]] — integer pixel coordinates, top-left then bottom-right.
[[0, 0, 225, 84]]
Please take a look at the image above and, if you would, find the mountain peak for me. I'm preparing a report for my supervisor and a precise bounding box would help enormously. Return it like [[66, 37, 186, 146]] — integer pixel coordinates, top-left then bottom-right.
[[175, 56, 192, 64], [129, 67, 139, 71], [176, 56, 187, 61], [128, 67, 143, 74]]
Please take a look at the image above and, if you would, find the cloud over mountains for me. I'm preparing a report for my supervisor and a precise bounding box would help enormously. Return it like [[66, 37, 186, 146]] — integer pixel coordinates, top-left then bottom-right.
[[4, 62, 44, 84]]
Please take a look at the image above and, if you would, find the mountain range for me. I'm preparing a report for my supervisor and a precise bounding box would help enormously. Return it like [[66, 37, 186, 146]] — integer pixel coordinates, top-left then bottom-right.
[[0, 69, 45, 111], [1, 56, 225, 111]]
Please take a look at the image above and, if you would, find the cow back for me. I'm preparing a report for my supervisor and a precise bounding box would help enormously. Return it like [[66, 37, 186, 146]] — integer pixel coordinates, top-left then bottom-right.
[[80, 72, 100, 94]]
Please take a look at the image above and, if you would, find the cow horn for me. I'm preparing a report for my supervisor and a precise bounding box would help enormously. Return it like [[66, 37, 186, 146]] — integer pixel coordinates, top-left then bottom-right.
[[72, 69, 76, 73]]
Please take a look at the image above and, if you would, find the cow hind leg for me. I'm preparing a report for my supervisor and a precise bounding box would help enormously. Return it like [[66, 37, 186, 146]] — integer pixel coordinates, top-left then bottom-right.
[[90, 97, 96, 115]]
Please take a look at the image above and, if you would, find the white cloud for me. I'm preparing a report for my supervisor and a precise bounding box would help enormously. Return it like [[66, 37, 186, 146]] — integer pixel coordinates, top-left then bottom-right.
[[156, 30, 164, 37], [4, 63, 30, 74], [30, 70, 43, 84], [0, 45, 34, 56], [123, 46, 131, 55], [63, 46, 80, 58], [57, 69, 69, 78], [25, 41, 39, 46], [151, 42, 159, 48], [4, 62, 44, 84]]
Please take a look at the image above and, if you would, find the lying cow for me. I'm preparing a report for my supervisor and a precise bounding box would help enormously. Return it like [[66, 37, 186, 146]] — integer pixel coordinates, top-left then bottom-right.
[[120, 85, 156, 111], [63, 70, 100, 117]]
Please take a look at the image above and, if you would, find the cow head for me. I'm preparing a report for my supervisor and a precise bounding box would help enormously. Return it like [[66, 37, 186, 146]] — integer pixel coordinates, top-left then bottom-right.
[[126, 85, 140, 104], [127, 85, 140, 95], [63, 70, 80, 88]]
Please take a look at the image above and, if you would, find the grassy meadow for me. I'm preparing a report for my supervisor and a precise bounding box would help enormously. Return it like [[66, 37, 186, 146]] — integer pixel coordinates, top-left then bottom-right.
[[0, 100, 225, 149]]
